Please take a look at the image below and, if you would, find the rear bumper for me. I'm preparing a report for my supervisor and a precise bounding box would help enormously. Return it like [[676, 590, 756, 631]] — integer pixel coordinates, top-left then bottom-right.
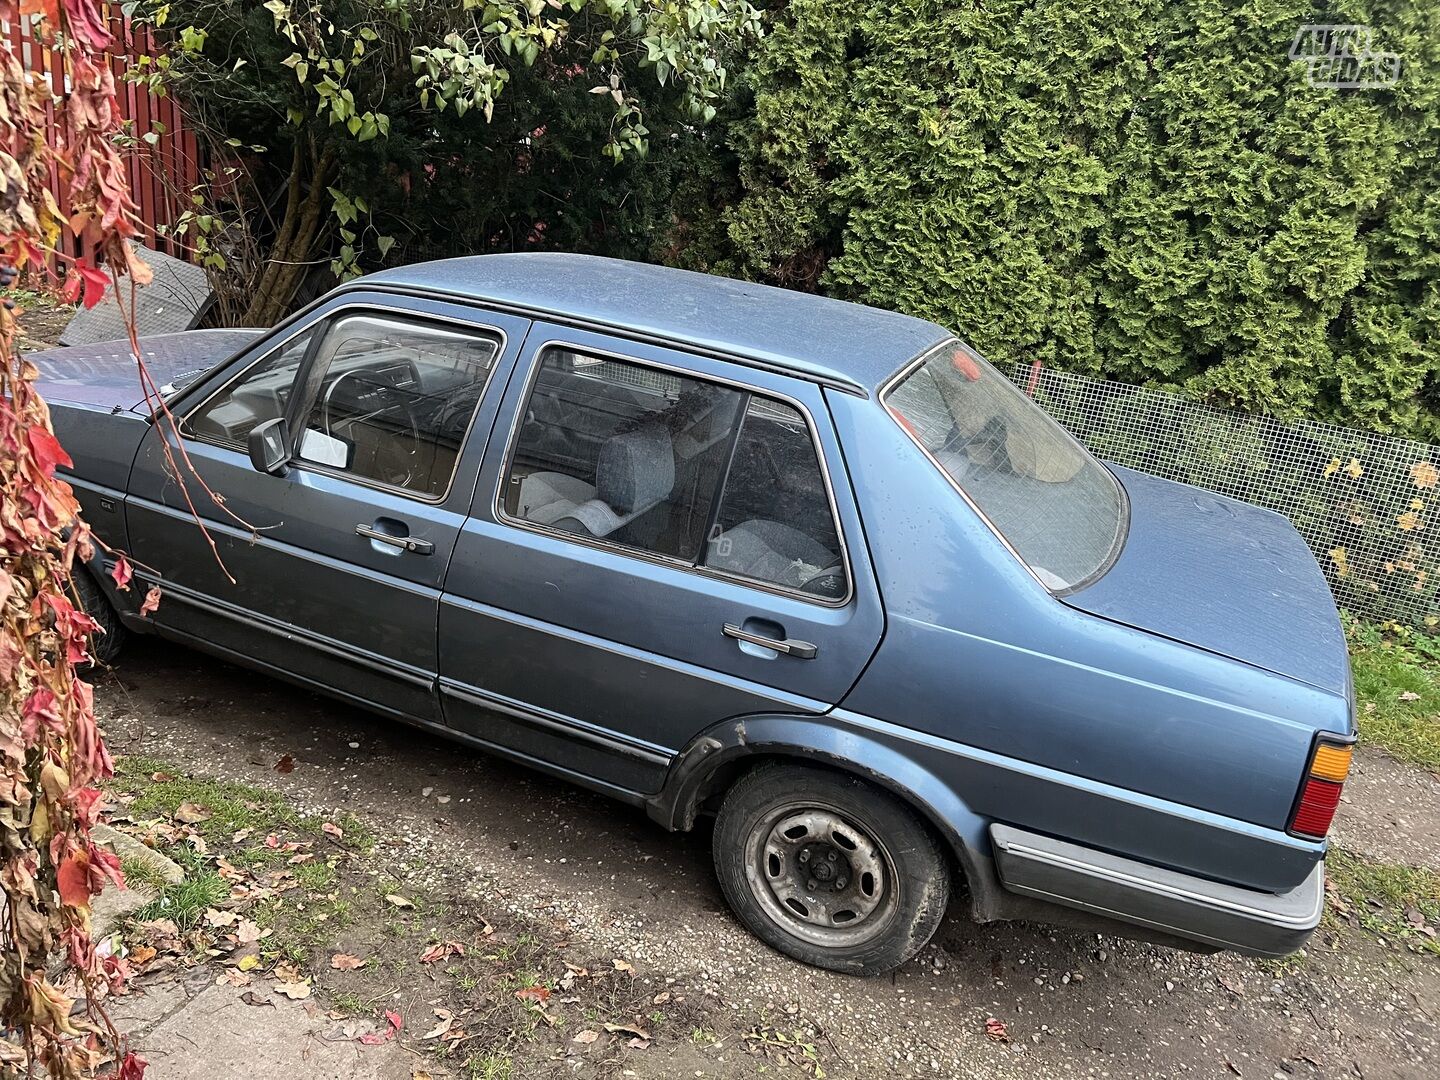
[[990, 824, 1324, 957]]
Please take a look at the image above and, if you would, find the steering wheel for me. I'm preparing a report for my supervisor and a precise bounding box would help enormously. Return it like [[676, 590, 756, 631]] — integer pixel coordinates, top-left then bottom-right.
[[320, 370, 425, 489]]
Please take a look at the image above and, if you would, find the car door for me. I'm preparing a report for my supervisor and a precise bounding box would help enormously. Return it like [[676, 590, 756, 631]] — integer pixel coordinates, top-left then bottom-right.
[[438, 325, 885, 795], [124, 293, 529, 722]]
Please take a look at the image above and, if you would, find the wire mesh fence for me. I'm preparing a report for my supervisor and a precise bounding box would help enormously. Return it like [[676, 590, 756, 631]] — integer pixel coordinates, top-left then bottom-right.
[[1005, 364, 1440, 626]]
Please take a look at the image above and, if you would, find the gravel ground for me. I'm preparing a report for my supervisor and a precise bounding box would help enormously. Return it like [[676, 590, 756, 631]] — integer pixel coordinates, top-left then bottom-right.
[[94, 639, 1440, 1079]]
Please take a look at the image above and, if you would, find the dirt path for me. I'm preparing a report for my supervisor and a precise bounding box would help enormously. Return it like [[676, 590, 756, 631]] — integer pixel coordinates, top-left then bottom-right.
[[94, 641, 1440, 1079], [1335, 749, 1440, 872]]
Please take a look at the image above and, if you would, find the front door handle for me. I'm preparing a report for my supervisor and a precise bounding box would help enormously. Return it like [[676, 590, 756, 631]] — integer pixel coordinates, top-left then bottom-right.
[[355, 522, 433, 555], [722, 623, 818, 660]]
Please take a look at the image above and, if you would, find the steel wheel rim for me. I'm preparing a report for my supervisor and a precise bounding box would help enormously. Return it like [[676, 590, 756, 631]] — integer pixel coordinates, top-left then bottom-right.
[[742, 801, 898, 949]]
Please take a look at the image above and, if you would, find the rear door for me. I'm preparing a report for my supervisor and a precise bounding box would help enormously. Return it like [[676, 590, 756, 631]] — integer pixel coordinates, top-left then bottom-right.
[[125, 294, 529, 722], [438, 325, 885, 795]]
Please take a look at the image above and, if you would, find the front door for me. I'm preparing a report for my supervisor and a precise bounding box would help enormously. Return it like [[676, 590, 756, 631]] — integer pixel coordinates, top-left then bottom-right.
[[438, 325, 885, 794], [125, 295, 529, 722]]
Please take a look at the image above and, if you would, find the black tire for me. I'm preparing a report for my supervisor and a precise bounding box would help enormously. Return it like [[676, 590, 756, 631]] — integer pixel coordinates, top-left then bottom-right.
[[72, 566, 126, 666], [712, 762, 949, 975]]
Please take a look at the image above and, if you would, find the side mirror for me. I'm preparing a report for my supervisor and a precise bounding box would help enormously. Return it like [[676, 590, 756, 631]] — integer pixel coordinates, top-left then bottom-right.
[[247, 417, 291, 476]]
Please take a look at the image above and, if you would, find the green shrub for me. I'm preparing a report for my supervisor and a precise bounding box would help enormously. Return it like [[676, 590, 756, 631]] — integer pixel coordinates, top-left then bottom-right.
[[673, 0, 1440, 439]]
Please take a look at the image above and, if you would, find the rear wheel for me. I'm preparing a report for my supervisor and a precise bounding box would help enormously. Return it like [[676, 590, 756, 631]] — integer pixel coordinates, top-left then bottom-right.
[[72, 566, 126, 666], [712, 763, 949, 975]]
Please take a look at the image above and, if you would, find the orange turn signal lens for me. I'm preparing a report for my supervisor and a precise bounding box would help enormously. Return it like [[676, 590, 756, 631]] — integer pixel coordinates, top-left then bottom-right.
[[1310, 743, 1353, 783]]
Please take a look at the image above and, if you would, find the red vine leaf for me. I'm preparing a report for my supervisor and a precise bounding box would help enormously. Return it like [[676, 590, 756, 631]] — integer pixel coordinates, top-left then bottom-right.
[[25, 423, 72, 476], [109, 554, 133, 590], [57, 850, 92, 911], [139, 585, 162, 615], [59, 261, 110, 309]]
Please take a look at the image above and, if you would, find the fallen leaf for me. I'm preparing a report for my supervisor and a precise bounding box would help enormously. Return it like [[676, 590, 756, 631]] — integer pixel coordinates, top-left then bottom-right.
[[149, 771, 174, 782], [273, 961, 304, 983], [412, 1071, 434, 1080], [628, 1037, 650, 1050], [1218, 975, 1245, 997], [275, 980, 312, 1000], [128, 946, 157, 967], [240, 991, 274, 1008], [611, 958, 634, 974], [274, 755, 295, 774], [604, 1021, 650, 1040], [984, 1017, 1010, 1043], [235, 918, 263, 944], [386, 894, 414, 909], [204, 908, 238, 928], [219, 969, 251, 987], [385, 1009, 404, 1031], [1400, 691, 1421, 702], [174, 802, 211, 824], [422, 1016, 455, 1040], [231, 828, 252, 844], [288, 853, 315, 865], [573, 1030, 600, 1045], [322, 821, 344, 839], [515, 986, 551, 1005], [331, 953, 366, 970], [236, 954, 261, 972]]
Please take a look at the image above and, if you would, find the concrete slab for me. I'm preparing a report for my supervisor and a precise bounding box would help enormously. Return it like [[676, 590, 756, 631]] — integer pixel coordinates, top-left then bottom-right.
[[134, 983, 412, 1079]]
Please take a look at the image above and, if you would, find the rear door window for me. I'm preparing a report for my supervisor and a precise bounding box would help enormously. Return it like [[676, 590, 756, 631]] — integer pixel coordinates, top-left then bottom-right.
[[703, 398, 848, 600], [501, 346, 849, 601]]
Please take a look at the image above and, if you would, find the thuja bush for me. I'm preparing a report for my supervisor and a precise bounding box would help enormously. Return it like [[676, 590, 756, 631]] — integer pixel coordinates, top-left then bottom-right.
[[674, 0, 1440, 440]]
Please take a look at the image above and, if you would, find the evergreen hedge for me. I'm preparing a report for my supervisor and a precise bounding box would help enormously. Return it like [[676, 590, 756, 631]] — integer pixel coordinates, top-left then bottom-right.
[[676, 1, 1439, 439]]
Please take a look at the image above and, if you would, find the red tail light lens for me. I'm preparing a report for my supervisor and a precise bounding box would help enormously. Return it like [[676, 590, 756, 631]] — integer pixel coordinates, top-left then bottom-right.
[[1288, 738, 1353, 839], [1290, 777, 1344, 838]]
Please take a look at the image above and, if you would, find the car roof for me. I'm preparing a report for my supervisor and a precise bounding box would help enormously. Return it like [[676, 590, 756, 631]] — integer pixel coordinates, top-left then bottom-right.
[[353, 253, 953, 395]]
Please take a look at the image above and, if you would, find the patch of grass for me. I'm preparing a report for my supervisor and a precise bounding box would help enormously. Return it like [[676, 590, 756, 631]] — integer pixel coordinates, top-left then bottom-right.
[[117, 755, 305, 841], [462, 1054, 512, 1080], [1327, 848, 1440, 955], [118, 856, 170, 893], [1346, 616, 1440, 770], [133, 872, 228, 930]]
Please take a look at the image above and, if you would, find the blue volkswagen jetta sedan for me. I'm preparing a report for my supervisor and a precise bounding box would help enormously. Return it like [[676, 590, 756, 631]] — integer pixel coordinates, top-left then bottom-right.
[[35, 253, 1354, 975]]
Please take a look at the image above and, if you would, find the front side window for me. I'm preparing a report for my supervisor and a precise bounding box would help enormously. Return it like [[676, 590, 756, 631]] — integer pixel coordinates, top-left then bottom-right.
[[293, 315, 502, 497], [884, 342, 1124, 591], [187, 329, 315, 443], [503, 347, 848, 600]]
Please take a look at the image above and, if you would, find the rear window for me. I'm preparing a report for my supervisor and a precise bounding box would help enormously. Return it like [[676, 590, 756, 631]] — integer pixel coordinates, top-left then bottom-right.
[[883, 343, 1125, 591]]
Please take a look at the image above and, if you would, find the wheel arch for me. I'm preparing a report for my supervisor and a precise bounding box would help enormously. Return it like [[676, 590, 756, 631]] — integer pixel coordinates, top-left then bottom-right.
[[646, 713, 995, 911]]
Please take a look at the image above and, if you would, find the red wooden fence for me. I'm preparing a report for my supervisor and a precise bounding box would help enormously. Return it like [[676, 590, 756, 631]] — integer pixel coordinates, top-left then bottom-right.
[[7, 10, 201, 263]]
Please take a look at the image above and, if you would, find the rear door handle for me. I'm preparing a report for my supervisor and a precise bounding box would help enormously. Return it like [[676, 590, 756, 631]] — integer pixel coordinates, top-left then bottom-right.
[[355, 522, 433, 555], [722, 623, 818, 660]]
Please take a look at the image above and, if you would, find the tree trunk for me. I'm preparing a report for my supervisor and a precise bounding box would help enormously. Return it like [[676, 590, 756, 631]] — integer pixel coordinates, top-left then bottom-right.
[[240, 141, 337, 326]]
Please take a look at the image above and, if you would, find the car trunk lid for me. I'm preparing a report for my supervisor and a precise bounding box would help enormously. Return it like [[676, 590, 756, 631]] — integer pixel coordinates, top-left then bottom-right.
[[1062, 466, 1351, 707]]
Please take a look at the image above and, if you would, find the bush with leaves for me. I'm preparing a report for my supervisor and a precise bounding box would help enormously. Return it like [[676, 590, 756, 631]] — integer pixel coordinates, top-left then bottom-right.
[[673, 0, 1440, 440], [135, 0, 760, 325]]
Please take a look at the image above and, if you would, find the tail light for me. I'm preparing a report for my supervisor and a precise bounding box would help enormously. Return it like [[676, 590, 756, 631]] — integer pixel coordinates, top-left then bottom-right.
[[1288, 738, 1354, 839]]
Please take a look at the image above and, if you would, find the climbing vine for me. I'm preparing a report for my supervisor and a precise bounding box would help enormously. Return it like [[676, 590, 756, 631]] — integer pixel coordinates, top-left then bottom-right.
[[0, 1, 151, 1075]]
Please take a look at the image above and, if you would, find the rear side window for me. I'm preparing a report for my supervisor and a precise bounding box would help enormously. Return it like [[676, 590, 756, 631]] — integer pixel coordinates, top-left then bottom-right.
[[703, 399, 847, 600], [294, 315, 502, 498], [502, 347, 848, 601]]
